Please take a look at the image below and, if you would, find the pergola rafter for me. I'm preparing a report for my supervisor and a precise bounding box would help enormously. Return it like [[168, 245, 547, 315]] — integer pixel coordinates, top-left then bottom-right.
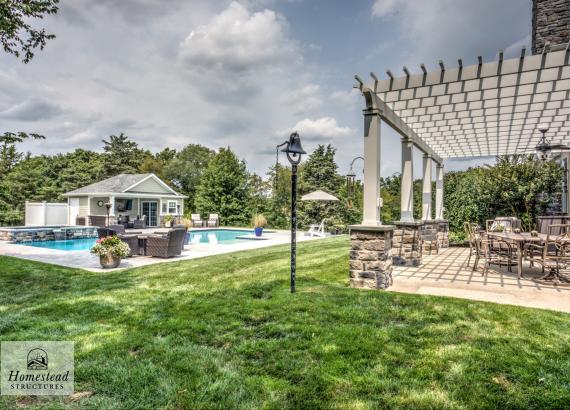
[[354, 43, 570, 227], [356, 43, 570, 160]]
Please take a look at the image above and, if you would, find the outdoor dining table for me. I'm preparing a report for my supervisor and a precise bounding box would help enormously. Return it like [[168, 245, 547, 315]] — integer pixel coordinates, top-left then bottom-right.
[[485, 231, 547, 278]]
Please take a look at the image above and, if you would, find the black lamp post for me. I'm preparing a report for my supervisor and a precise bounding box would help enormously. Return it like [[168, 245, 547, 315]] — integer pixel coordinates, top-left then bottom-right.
[[105, 202, 112, 227], [277, 132, 306, 293]]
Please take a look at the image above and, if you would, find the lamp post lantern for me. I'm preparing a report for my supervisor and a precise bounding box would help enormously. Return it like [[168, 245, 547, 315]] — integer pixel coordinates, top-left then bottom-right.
[[276, 132, 306, 293]]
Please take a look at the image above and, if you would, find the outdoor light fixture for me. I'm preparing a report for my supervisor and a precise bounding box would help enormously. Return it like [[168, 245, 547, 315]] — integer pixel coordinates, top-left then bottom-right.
[[105, 202, 112, 227], [346, 156, 364, 208], [276, 132, 306, 293], [535, 127, 570, 161]]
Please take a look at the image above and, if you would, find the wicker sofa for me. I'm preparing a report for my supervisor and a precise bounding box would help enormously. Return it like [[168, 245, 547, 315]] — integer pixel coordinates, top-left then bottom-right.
[[146, 228, 186, 258]]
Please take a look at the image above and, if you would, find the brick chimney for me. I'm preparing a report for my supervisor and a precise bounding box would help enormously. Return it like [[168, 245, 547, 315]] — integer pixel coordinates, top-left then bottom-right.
[[532, 0, 570, 54]]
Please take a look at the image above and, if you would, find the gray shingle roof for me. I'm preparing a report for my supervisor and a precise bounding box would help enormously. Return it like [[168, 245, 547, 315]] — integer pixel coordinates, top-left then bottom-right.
[[65, 173, 155, 195]]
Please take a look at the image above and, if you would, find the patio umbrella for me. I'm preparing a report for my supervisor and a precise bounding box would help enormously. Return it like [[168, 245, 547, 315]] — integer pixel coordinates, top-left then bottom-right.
[[301, 190, 339, 202], [301, 190, 339, 232]]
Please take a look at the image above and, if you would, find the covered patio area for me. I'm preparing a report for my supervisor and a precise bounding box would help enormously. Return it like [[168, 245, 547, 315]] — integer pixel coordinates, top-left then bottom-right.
[[391, 247, 570, 313], [349, 44, 570, 297]]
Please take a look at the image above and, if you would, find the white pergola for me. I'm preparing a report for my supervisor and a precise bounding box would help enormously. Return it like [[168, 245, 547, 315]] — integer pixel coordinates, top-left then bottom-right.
[[355, 44, 570, 226]]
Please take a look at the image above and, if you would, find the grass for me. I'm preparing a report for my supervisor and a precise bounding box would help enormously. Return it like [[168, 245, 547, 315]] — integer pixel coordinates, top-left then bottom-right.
[[1, 236, 570, 409]]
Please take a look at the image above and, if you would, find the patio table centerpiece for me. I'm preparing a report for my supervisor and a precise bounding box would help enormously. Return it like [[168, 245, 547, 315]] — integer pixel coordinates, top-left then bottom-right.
[[91, 235, 131, 269]]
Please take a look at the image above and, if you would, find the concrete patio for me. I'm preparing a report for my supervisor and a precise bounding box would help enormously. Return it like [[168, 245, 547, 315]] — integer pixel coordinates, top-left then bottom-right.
[[391, 247, 570, 313]]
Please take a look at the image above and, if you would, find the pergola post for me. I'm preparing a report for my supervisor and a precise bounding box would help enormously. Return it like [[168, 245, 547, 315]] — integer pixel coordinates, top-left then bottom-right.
[[422, 154, 432, 221], [400, 138, 414, 222], [435, 164, 444, 220], [362, 106, 382, 226]]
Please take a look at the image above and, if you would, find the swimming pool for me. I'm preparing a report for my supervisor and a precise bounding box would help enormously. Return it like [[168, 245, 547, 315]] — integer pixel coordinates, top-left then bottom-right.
[[17, 229, 254, 251]]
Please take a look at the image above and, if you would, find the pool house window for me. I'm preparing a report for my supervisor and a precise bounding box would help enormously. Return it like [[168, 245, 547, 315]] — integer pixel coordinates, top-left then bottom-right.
[[168, 201, 177, 214]]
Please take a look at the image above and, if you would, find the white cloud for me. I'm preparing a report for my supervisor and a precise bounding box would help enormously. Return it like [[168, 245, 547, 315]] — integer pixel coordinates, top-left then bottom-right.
[[179, 2, 298, 74], [284, 117, 352, 141], [371, 0, 404, 18], [370, 0, 530, 69]]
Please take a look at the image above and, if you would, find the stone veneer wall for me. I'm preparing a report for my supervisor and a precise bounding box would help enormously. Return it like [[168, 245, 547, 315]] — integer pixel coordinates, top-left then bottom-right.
[[349, 226, 394, 290], [392, 222, 422, 267], [436, 220, 450, 249], [532, 0, 570, 54], [0, 227, 97, 243]]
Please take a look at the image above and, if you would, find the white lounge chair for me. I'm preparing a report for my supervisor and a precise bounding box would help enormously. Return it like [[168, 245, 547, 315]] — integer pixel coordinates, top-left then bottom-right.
[[191, 214, 203, 228], [207, 214, 219, 228], [307, 220, 326, 237]]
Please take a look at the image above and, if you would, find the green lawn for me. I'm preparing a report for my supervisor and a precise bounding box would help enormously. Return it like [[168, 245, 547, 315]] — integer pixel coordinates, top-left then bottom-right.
[[1, 236, 570, 409]]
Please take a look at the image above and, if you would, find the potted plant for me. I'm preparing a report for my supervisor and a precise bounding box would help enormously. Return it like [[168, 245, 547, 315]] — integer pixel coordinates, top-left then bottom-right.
[[252, 214, 267, 237], [163, 214, 174, 228], [181, 217, 192, 245], [91, 235, 131, 269]]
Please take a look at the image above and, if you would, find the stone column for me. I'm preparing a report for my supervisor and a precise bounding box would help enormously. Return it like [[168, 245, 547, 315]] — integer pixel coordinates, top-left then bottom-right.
[[349, 225, 394, 290], [435, 163, 444, 220], [422, 154, 432, 221], [392, 222, 423, 266], [400, 139, 414, 222], [362, 107, 382, 226]]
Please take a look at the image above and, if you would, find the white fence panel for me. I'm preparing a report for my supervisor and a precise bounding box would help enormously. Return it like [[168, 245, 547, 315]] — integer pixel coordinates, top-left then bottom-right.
[[25, 201, 68, 226]]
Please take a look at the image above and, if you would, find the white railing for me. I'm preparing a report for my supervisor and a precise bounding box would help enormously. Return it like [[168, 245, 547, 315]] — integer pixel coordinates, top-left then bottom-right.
[[25, 201, 68, 226]]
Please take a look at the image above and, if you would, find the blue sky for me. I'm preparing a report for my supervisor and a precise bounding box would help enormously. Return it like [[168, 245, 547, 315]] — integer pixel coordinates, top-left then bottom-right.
[[0, 0, 532, 178]]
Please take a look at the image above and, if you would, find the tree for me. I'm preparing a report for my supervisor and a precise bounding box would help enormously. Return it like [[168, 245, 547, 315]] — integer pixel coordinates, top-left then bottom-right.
[[297, 144, 355, 232], [0, 132, 45, 176], [247, 172, 270, 218], [266, 163, 291, 229], [194, 148, 250, 226], [0, 0, 59, 63], [163, 144, 215, 211], [101, 133, 147, 177]]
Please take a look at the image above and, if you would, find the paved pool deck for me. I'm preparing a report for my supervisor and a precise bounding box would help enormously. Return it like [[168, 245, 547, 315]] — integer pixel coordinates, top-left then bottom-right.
[[0, 228, 325, 272]]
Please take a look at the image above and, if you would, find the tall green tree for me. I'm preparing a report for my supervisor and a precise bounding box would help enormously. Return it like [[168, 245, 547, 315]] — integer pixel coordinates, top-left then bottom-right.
[[0, 132, 44, 177], [266, 163, 292, 229], [0, 0, 59, 63], [163, 144, 215, 211], [101, 133, 147, 177], [194, 148, 250, 226]]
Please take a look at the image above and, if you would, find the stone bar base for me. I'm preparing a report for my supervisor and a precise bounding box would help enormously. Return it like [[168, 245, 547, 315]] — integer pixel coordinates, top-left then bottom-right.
[[435, 220, 449, 249], [421, 221, 439, 255], [348, 225, 395, 290], [393, 221, 422, 267]]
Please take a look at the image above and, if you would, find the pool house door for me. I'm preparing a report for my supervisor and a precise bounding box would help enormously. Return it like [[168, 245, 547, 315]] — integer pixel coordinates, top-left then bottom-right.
[[141, 201, 158, 227]]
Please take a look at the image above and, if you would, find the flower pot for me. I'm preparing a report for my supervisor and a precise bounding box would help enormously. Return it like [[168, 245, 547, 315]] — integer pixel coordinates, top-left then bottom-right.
[[254, 227, 263, 237], [100, 254, 121, 269]]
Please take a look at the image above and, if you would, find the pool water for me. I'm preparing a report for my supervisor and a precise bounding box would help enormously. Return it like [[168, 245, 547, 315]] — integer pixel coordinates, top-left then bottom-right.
[[18, 229, 253, 251], [189, 229, 253, 244], [22, 238, 97, 251]]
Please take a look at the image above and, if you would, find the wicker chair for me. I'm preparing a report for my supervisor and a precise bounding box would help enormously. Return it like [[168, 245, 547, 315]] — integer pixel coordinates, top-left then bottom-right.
[[132, 215, 146, 229], [146, 228, 186, 258], [119, 235, 139, 256], [89, 215, 107, 227]]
